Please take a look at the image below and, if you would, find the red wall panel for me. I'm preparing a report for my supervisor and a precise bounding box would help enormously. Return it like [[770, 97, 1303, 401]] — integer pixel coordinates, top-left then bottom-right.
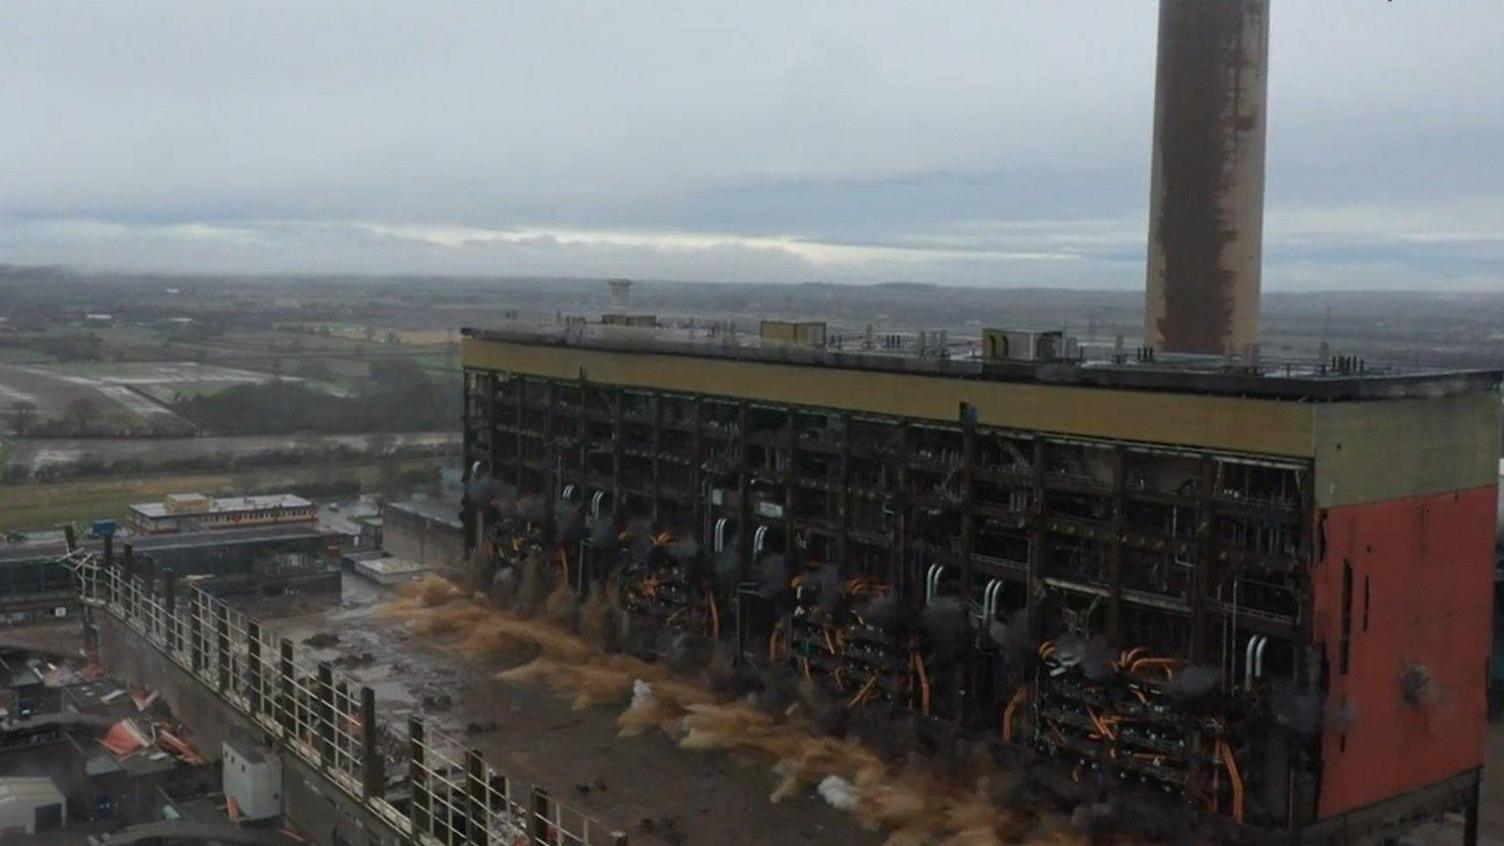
[[1311, 485, 1496, 817]]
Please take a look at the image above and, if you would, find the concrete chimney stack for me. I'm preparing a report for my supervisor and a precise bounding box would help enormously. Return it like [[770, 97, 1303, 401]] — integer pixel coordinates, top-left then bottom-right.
[[1144, 0, 1271, 355]]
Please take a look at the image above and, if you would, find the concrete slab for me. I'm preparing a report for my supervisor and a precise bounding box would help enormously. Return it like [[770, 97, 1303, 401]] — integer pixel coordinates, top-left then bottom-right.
[[255, 576, 878, 846]]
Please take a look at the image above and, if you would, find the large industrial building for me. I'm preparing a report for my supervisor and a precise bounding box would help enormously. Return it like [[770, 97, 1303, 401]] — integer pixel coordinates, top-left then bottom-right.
[[461, 322, 1499, 843], [458, 1, 1499, 839]]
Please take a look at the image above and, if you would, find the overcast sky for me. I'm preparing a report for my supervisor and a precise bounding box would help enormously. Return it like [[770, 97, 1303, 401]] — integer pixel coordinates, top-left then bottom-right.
[[2, 1, 1501, 289]]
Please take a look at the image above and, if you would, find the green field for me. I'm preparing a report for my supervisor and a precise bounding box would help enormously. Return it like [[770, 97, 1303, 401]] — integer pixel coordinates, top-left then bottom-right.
[[0, 457, 445, 532], [0, 347, 56, 364]]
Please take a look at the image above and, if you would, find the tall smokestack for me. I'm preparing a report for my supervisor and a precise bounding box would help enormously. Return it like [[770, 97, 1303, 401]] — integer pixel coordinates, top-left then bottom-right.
[[1144, 0, 1270, 355]]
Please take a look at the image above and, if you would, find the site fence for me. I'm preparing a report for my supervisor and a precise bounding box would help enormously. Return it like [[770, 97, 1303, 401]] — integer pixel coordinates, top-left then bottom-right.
[[71, 550, 624, 846]]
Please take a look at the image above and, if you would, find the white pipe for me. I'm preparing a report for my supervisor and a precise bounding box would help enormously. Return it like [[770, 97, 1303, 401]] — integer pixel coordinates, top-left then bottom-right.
[[1244, 634, 1259, 689], [925, 564, 945, 605], [714, 518, 728, 553], [1243, 635, 1268, 687], [590, 491, 605, 521], [753, 525, 768, 557]]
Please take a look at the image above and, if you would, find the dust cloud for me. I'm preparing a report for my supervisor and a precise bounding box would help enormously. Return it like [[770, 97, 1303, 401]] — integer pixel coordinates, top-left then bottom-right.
[[382, 572, 1097, 846]]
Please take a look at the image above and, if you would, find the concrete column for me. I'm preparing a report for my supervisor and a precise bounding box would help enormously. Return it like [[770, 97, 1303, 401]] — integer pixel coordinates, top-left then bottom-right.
[[361, 687, 383, 799], [529, 787, 550, 843], [215, 601, 230, 692], [465, 748, 488, 846], [101, 534, 114, 604], [122, 545, 136, 621], [190, 591, 204, 672], [957, 402, 977, 725], [164, 570, 178, 656], [1143, 0, 1271, 355], [246, 620, 263, 716], [316, 662, 335, 766], [279, 639, 296, 736], [1025, 439, 1047, 646], [409, 717, 432, 837], [142, 555, 157, 611]]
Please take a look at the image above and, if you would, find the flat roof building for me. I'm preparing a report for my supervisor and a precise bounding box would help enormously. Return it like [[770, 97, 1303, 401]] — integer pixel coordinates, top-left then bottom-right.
[[126, 493, 317, 535], [0, 777, 65, 836], [461, 322, 1500, 844], [382, 497, 463, 569], [0, 540, 75, 626]]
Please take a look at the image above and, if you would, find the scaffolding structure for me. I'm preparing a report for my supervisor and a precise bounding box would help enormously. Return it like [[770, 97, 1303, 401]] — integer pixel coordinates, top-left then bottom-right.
[[67, 546, 623, 846]]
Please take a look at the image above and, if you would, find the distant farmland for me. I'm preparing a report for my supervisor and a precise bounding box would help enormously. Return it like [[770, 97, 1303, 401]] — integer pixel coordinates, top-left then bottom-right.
[[0, 361, 312, 433]]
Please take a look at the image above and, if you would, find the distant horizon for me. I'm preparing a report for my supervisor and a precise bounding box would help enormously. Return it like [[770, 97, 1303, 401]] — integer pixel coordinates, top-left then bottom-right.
[[7, 261, 1504, 297]]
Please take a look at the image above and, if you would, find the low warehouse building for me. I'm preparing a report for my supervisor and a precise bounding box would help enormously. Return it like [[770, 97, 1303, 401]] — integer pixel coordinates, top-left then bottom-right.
[[382, 497, 464, 569], [0, 776, 65, 836], [127, 493, 317, 535]]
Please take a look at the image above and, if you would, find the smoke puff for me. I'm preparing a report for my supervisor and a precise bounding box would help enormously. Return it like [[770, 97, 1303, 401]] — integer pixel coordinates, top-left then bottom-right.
[[713, 541, 740, 585], [589, 516, 617, 546], [857, 594, 906, 630], [1051, 633, 1085, 669], [1096, 789, 1190, 841], [1070, 801, 1115, 836], [491, 566, 518, 598], [758, 555, 790, 598], [989, 610, 1035, 665], [516, 495, 547, 523], [1079, 636, 1116, 682], [1271, 679, 1323, 736], [621, 518, 654, 563], [1327, 697, 1357, 732], [817, 776, 858, 811], [805, 565, 843, 614], [555, 503, 584, 545], [1166, 664, 1219, 700], [666, 536, 700, 563], [663, 631, 712, 675], [466, 477, 517, 503], [753, 667, 801, 714], [920, 597, 971, 659], [1400, 662, 1439, 709], [492, 496, 517, 519], [813, 701, 848, 737]]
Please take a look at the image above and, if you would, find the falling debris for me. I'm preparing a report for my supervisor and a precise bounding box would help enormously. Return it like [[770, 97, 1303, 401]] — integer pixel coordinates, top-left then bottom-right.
[[380, 577, 1091, 846]]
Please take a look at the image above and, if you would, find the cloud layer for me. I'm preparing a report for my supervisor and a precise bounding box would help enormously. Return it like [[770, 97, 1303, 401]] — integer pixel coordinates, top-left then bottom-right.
[[2, 1, 1501, 288]]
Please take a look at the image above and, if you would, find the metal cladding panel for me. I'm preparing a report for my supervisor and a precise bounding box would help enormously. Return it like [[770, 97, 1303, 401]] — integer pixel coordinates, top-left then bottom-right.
[[462, 337, 1316, 456], [1311, 485, 1496, 818], [1312, 391, 1502, 508]]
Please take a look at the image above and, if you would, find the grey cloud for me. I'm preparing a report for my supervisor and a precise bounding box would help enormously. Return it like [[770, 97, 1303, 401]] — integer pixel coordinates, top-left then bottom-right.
[[1, 1, 1501, 288]]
